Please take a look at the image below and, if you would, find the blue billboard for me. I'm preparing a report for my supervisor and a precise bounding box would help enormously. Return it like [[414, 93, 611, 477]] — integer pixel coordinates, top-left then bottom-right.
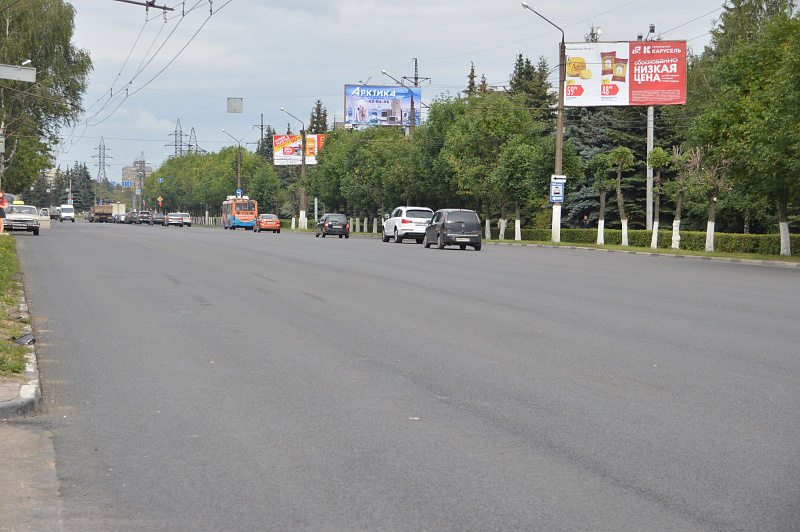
[[344, 84, 421, 127]]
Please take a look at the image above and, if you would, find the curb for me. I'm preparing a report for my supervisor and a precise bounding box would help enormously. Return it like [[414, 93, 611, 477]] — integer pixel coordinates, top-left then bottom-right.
[[482, 241, 800, 269], [0, 285, 41, 420]]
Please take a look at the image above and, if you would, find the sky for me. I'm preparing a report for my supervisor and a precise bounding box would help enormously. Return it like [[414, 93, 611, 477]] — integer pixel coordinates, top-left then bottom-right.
[[52, 0, 725, 182]]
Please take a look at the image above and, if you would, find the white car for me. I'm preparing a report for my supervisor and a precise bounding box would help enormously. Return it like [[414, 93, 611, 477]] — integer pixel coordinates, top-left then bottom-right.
[[382, 206, 434, 244], [4, 204, 40, 235]]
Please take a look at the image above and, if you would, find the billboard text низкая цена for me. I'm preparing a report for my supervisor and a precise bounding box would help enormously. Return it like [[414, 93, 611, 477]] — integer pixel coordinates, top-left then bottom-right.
[[345, 84, 422, 126], [564, 41, 686, 107]]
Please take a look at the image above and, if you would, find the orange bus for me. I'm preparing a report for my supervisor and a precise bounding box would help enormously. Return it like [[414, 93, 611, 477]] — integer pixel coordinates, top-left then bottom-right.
[[221, 195, 258, 230]]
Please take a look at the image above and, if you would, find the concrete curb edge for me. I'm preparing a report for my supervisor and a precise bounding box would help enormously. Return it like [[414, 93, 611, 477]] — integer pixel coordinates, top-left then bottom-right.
[[0, 286, 41, 420]]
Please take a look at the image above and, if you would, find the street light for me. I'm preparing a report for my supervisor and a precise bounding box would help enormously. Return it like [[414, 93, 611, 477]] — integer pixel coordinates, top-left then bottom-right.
[[280, 107, 308, 229], [221, 128, 243, 192], [521, 2, 566, 243]]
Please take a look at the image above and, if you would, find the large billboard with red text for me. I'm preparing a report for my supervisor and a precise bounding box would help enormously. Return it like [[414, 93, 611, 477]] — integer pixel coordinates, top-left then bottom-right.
[[273, 134, 328, 166], [564, 41, 686, 107]]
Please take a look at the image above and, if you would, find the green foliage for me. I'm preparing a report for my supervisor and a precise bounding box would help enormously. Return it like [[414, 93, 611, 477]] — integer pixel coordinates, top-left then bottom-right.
[[0, 0, 92, 191]]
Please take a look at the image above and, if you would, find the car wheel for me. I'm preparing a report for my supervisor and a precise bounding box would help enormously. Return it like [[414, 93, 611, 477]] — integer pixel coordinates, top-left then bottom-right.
[[33, 228, 40, 236], [437, 233, 445, 249], [321, 232, 325, 238], [474, 243, 482, 251], [459, 244, 467, 250], [423, 234, 431, 248], [339, 234, 343, 238], [276, 229, 280, 233], [416, 238, 424, 244], [345, 234, 349, 239], [394, 228, 403, 243], [382, 229, 390, 242]]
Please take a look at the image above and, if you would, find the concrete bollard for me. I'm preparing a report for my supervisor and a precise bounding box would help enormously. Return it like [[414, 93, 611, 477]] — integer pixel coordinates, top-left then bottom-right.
[[291, 217, 296, 230]]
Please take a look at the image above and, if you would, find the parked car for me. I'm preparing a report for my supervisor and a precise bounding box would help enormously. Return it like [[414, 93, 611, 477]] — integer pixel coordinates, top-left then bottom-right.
[[126, 212, 138, 224], [152, 213, 166, 226], [137, 210, 153, 225], [423, 209, 482, 251], [315, 213, 349, 238], [254, 213, 281, 233], [4, 203, 40, 236], [382, 206, 434, 244]]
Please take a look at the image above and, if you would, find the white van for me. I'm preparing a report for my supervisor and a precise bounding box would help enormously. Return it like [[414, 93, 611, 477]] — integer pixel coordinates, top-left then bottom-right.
[[58, 204, 75, 222]]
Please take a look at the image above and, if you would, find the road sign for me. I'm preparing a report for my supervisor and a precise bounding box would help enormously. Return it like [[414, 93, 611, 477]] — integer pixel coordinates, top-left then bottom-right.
[[236, 189, 242, 198], [157, 196, 163, 202], [0, 64, 36, 83], [550, 183, 564, 203]]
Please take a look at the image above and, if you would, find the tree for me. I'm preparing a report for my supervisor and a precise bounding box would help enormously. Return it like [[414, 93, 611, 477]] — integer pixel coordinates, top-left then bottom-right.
[[509, 54, 556, 111], [610, 146, 634, 246], [668, 147, 693, 249], [308, 100, 328, 134], [0, 0, 92, 191], [694, 13, 800, 255], [587, 153, 613, 245], [647, 147, 672, 249]]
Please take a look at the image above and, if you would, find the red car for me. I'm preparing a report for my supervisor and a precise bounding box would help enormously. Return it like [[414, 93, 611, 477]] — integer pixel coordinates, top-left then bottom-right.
[[254, 214, 281, 233]]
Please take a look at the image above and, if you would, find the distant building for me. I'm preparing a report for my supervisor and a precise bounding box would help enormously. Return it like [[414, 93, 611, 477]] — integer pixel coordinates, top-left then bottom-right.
[[121, 164, 153, 187]]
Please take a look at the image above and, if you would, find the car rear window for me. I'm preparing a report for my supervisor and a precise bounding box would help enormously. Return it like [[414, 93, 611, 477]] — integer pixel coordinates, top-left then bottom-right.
[[446, 211, 479, 223], [261, 214, 278, 220], [406, 209, 433, 219], [327, 214, 347, 223]]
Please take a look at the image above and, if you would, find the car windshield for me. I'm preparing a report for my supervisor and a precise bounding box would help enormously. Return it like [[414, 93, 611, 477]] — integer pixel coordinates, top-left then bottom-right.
[[327, 214, 346, 223], [406, 209, 433, 219], [261, 214, 278, 220], [61, 206, 74, 213], [9, 206, 37, 215], [446, 211, 478, 223]]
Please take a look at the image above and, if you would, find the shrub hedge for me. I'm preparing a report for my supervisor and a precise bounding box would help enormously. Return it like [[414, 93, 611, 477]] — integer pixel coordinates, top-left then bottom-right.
[[489, 227, 800, 256]]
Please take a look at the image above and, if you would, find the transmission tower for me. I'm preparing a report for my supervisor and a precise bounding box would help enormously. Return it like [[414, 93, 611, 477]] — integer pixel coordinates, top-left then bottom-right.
[[166, 118, 189, 157], [134, 152, 147, 210], [92, 136, 112, 182], [188, 127, 199, 154]]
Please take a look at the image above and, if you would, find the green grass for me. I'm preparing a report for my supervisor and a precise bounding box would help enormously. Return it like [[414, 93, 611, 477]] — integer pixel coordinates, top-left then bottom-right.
[[0, 235, 27, 376]]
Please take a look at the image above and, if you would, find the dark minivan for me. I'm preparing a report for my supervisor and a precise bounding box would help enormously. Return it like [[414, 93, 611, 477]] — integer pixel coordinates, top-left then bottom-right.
[[423, 209, 482, 251], [315, 213, 350, 238]]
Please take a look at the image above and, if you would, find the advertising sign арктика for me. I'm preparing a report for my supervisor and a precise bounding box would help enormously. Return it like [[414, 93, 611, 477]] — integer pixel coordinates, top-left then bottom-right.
[[564, 41, 686, 107], [344, 84, 422, 127], [273, 134, 328, 166]]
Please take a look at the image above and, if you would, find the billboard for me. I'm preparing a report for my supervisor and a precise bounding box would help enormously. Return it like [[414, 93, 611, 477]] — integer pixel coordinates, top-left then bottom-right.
[[273, 134, 328, 166], [345, 84, 421, 126], [564, 41, 686, 107]]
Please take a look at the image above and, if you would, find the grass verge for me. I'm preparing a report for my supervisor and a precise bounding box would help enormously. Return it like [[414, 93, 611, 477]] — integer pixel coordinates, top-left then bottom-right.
[[0, 235, 27, 375]]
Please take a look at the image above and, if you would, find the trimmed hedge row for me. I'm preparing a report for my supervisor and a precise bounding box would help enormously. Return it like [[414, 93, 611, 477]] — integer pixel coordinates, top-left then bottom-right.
[[488, 227, 800, 256]]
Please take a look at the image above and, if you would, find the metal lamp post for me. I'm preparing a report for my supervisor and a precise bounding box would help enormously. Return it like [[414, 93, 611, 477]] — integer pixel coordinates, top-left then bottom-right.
[[221, 129, 243, 192], [522, 2, 566, 242], [280, 107, 307, 229]]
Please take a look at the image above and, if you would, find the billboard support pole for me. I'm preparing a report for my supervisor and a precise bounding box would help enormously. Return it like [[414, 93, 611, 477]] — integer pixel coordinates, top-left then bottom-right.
[[646, 105, 654, 230]]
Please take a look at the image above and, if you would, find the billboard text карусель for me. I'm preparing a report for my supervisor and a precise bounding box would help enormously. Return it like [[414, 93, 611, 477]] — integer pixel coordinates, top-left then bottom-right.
[[564, 41, 686, 107]]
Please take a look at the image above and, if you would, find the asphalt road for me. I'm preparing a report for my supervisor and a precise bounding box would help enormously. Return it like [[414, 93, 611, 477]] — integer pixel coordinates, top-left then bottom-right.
[[12, 221, 800, 531]]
